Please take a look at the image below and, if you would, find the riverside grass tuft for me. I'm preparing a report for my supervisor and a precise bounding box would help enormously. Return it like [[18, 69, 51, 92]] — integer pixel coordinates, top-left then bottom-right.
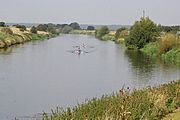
[[43, 80, 180, 120]]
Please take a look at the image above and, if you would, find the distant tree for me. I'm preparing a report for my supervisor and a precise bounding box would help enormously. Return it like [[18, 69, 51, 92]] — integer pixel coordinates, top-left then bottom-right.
[[14, 24, 26, 31], [95, 26, 109, 39], [61, 25, 73, 34], [125, 17, 160, 49], [47, 26, 57, 34], [0, 22, 5, 27], [69, 22, 81, 30], [36, 24, 48, 32], [30, 26, 37, 34], [87, 26, 95, 30]]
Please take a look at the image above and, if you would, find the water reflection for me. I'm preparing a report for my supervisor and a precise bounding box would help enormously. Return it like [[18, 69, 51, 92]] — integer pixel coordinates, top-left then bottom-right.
[[125, 50, 156, 77]]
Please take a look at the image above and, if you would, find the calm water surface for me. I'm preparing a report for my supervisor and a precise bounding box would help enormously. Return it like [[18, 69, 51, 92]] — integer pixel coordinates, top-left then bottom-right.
[[0, 35, 179, 119]]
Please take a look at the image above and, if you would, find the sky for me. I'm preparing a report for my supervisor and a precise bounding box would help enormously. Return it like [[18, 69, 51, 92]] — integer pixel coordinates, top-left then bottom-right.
[[0, 0, 179, 25]]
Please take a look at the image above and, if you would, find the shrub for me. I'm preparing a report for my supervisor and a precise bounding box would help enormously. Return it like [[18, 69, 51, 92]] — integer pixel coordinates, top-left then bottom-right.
[[125, 17, 160, 49], [30, 26, 37, 34], [95, 26, 109, 39], [140, 42, 159, 57], [1, 27, 13, 35]]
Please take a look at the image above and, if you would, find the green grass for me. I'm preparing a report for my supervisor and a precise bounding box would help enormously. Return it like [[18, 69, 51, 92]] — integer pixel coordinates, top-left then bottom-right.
[[101, 34, 116, 41], [31, 33, 47, 40], [43, 80, 180, 120], [140, 42, 159, 57], [162, 48, 180, 65]]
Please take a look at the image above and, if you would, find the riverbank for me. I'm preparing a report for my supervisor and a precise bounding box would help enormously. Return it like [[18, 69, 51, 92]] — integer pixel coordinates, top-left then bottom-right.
[[43, 80, 180, 120], [140, 33, 180, 65], [0, 26, 54, 49]]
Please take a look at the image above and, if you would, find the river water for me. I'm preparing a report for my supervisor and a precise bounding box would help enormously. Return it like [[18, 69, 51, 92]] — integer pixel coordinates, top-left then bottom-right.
[[0, 34, 179, 120]]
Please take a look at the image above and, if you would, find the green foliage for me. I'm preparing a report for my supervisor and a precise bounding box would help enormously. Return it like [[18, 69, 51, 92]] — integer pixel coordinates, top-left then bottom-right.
[[95, 26, 109, 40], [125, 17, 160, 49], [1, 27, 13, 35], [161, 48, 180, 65], [43, 80, 180, 120], [31, 33, 47, 40], [101, 34, 115, 41], [140, 42, 159, 57], [30, 26, 37, 34]]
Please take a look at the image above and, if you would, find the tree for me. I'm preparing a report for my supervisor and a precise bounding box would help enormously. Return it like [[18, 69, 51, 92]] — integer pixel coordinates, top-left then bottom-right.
[[30, 26, 37, 34], [95, 26, 109, 39], [14, 24, 26, 31], [69, 22, 81, 30], [87, 26, 95, 30], [125, 17, 160, 49], [36, 24, 48, 32], [0, 22, 5, 27], [61, 25, 73, 34]]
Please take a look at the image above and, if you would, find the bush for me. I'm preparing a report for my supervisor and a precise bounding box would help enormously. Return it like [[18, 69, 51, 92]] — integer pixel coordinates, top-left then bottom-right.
[[101, 34, 115, 41], [1, 27, 13, 35], [30, 26, 37, 34], [140, 42, 159, 57], [95, 26, 109, 39], [125, 17, 160, 49]]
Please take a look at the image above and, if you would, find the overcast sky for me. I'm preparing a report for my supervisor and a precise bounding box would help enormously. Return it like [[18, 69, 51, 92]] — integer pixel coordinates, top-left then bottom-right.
[[0, 0, 179, 25]]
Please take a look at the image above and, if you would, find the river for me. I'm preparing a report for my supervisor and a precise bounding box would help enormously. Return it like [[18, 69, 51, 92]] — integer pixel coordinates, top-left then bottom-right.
[[0, 34, 179, 120]]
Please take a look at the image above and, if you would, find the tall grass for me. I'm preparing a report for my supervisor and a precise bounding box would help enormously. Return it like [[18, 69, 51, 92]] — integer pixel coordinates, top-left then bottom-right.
[[158, 33, 180, 54], [43, 80, 180, 120]]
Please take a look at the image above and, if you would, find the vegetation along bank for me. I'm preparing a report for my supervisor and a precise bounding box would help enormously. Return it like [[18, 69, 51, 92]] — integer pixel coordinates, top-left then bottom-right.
[[92, 17, 180, 65], [43, 80, 180, 120]]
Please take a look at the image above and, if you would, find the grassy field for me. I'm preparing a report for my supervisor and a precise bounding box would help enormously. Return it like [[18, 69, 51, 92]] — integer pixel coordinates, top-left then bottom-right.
[[43, 80, 180, 120]]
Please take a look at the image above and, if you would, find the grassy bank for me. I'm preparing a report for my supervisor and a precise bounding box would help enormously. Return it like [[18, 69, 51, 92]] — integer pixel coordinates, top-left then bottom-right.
[[43, 80, 180, 120], [0, 26, 53, 49]]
